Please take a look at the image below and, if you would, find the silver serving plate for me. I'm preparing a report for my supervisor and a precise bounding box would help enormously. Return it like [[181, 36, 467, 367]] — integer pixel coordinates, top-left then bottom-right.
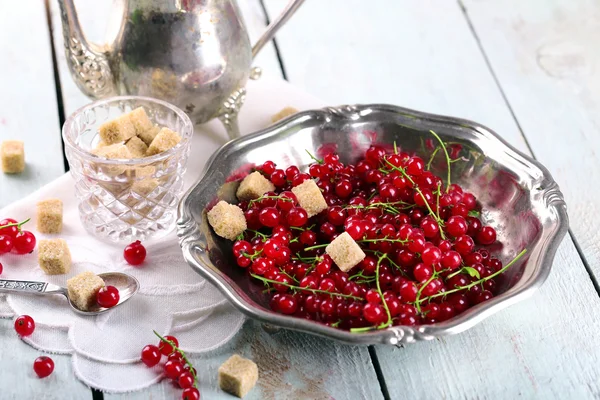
[[177, 104, 568, 346]]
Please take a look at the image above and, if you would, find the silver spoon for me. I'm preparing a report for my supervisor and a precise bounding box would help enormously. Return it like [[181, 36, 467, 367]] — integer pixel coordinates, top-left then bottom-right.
[[0, 272, 139, 315]]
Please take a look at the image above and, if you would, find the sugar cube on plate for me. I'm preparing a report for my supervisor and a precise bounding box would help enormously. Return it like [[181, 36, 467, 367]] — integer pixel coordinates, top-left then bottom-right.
[[98, 114, 136, 145], [36, 198, 63, 234], [67, 271, 105, 311], [218, 354, 259, 398], [146, 127, 181, 156], [1, 140, 25, 174], [207, 200, 247, 241], [38, 239, 72, 275], [291, 179, 327, 217], [326, 231, 366, 272], [236, 171, 275, 201]]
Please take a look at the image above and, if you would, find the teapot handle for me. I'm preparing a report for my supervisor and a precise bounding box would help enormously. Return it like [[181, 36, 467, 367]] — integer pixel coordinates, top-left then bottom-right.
[[251, 0, 306, 59]]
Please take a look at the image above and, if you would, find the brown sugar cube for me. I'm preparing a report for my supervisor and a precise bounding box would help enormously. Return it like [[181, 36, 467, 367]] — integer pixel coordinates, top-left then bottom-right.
[[146, 128, 181, 156], [91, 143, 132, 159], [98, 114, 137, 145], [207, 201, 247, 241], [291, 179, 327, 217], [95, 140, 110, 149], [1, 140, 25, 174], [325, 231, 366, 272], [66, 271, 105, 311], [236, 171, 275, 201], [218, 354, 258, 398], [271, 106, 299, 123], [38, 239, 72, 275], [128, 107, 154, 135], [138, 125, 160, 146], [36, 199, 63, 234], [131, 178, 158, 196], [125, 136, 148, 158]]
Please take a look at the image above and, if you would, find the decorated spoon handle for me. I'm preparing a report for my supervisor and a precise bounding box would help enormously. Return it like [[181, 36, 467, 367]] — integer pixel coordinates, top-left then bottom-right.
[[0, 279, 64, 295]]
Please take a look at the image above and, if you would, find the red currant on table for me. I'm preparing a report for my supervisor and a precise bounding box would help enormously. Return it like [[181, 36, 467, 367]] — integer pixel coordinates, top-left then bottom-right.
[[158, 335, 179, 355], [182, 387, 201, 400], [124, 240, 147, 266], [96, 286, 120, 308], [12, 231, 36, 254], [178, 371, 195, 389], [33, 356, 54, 378], [0, 262, 3, 275], [14, 315, 35, 336], [140, 344, 162, 367], [164, 360, 184, 380], [0, 235, 14, 254]]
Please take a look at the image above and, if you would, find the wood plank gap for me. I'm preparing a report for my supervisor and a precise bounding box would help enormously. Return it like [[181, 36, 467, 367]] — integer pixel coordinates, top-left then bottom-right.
[[44, 0, 69, 173], [457, 0, 600, 297], [368, 346, 391, 400], [258, 0, 289, 81]]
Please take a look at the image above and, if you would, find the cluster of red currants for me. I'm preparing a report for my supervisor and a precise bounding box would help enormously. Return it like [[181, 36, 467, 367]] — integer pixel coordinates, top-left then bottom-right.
[[230, 138, 525, 332], [13, 315, 55, 378], [140, 333, 200, 400], [0, 217, 36, 256]]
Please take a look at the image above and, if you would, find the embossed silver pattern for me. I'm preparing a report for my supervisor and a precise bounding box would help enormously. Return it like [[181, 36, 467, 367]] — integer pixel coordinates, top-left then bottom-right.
[[57, 0, 305, 139], [0, 280, 48, 293], [177, 104, 569, 345]]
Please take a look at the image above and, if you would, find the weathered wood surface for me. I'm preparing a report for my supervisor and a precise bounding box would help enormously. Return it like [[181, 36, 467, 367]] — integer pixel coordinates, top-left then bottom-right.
[[0, 2, 90, 399], [263, 0, 599, 398], [461, 0, 600, 277]]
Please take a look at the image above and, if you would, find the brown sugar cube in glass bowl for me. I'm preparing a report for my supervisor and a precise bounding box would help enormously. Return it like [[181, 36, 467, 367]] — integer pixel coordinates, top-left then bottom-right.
[[146, 128, 181, 156], [236, 171, 275, 201], [36, 199, 63, 234], [326, 231, 366, 272], [218, 354, 259, 398], [38, 239, 72, 275], [66, 271, 105, 311], [125, 136, 148, 158], [291, 179, 328, 217], [91, 143, 132, 176], [98, 113, 137, 145], [138, 125, 160, 146], [127, 107, 154, 136], [1, 140, 25, 174], [271, 106, 298, 123], [207, 200, 247, 241]]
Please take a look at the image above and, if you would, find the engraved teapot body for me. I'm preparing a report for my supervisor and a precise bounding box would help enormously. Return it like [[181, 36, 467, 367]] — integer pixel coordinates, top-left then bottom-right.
[[58, 0, 304, 138]]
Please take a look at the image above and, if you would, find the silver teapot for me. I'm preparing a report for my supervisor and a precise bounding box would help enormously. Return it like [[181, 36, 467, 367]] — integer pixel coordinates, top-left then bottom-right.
[[58, 0, 305, 139]]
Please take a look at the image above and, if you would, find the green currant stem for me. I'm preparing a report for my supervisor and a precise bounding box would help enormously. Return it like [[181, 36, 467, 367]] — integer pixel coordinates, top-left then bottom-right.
[[306, 149, 323, 164], [241, 249, 263, 262], [153, 330, 198, 388], [417, 248, 528, 304], [293, 253, 320, 264], [0, 218, 31, 231], [247, 229, 269, 243], [250, 274, 363, 300], [358, 238, 409, 245], [429, 130, 451, 192], [413, 272, 438, 314], [426, 147, 441, 170], [279, 269, 299, 283], [303, 243, 329, 251], [290, 224, 315, 232], [248, 195, 293, 207], [370, 250, 409, 278]]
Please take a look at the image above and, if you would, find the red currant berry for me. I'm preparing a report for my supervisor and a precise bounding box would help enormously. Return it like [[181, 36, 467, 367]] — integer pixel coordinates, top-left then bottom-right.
[[0, 235, 14, 254], [285, 165, 300, 180], [140, 345, 162, 367], [14, 315, 35, 336], [261, 160, 276, 175], [454, 235, 475, 255], [399, 281, 418, 302], [413, 263, 433, 282], [178, 371, 195, 389], [124, 240, 147, 266], [277, 294, 298, 315], [335, 180, 353, 199], [0, 262, 3, 275], [158, 335, 179, 356], [277, 191, 297, 211], [299, 230, 317, 246], [270, 169, 286, 187], [232, 240, 251, 257], [441, 251, 462, 270], [326, 206, 346, 226], [476, 226, 497, 245], [258, 207, 280, 228], [406, 157, 425, 176], [286, 207, 308, 227], [363, 303, 385, 324], [0, 218, 19, 238], [96, 286, 120, 308], [33, 356, 54, 378], [420, 216, 439, 238], [182, 387, 201, 400], [421, 246, 442, 266], [446, 216, 468, 237], [13, 231, 36, 254], [164, 360, 184, 380]]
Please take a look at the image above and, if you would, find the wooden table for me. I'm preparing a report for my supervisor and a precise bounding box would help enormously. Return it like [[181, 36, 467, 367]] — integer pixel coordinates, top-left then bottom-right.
[[1, 1, 599, 398]]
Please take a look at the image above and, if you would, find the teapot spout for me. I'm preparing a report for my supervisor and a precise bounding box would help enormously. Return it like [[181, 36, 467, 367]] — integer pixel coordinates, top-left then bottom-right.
[[57, 0, 116, 99]]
